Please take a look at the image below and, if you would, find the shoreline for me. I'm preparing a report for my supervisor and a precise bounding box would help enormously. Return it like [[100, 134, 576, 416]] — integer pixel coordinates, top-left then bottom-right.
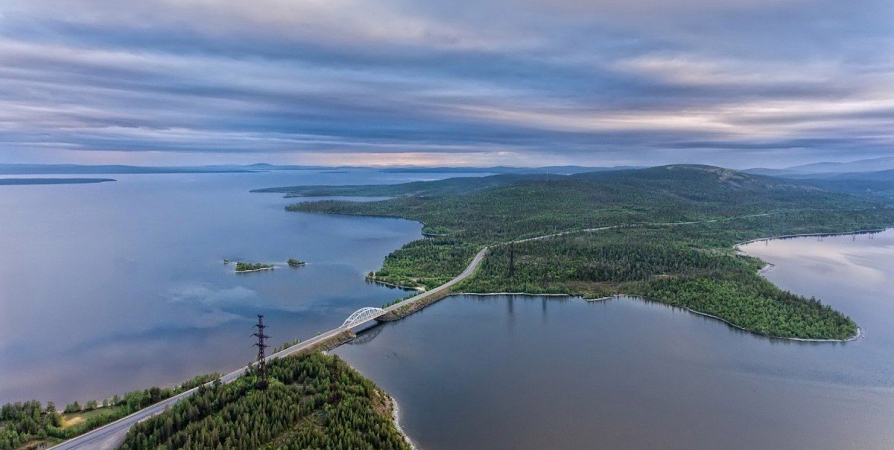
[[757, 262, 776, 276], [458, 292, 577, 297], [368, 226, 885, 343], [234, 266, 275, 273], [367, 276, 425, 292], [732, 228, 887, 250], [453, 292, 861, 343], [726, 227, 890, 342], [457, 292, 616, 302], [389, 393, 418, 450], [341, 358, 419, 450], [628, 295, 863, 343]]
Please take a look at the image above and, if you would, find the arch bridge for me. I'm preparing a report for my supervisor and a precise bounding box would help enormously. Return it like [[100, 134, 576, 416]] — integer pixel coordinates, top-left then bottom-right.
[[341, 307, 387, 328]]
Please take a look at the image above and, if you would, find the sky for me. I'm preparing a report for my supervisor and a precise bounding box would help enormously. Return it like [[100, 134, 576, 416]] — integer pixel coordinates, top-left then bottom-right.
[[0, 0, 892, 168]]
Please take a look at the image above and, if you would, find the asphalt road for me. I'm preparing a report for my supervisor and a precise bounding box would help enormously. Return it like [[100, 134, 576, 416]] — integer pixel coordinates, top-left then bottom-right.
[[384, 246, 489, 314]]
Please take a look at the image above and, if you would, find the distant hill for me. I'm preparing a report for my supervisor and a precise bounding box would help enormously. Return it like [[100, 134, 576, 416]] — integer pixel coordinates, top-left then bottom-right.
[[805, 169, 894, 182], [788, 156, 894, 174], [747, 155, 894, 176], [743, 168, 802, 177], [278, 164, 885, 244], [574, 164, 818, 193], [743, 159, 894, 199], [0, 163, 641, 176], [790, 169, 894, 199], [379, 165, 641, 175], [282, 164, 893, 340], [264, 164, 823, 200], [253, 173, 540, 197]]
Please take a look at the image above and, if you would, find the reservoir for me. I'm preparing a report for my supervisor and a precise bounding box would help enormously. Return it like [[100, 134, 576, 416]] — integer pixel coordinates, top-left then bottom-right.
[[335, 230, 894, 450], [0, 169, 476, 405]]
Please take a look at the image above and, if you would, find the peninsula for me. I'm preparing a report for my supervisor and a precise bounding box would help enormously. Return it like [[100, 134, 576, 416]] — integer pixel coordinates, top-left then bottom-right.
[[273, 165, 894, 340]]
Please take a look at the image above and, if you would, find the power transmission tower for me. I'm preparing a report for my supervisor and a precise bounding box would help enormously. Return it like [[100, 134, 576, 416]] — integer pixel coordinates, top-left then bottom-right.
[[252, 315, 270, 390]]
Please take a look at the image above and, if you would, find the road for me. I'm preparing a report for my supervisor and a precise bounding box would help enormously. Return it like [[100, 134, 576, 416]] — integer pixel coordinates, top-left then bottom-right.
[[48, 247, 489, 450], [385, 246, 488, 314]]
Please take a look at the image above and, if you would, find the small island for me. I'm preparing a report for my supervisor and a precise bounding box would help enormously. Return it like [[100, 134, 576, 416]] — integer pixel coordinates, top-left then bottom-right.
[[235, 262, 274, 273], [287, 258, 306, 267]]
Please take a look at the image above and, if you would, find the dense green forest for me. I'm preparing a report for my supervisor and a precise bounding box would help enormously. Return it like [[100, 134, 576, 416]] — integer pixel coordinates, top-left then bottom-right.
[[282, 165, 894, 340], [254, 174, 525, 198], [791, 170, 894, 199], [0, 374, 218, 450], [235, 262, 274, 272], [119, 353, 410, 450], [456, 228, 857, 338]]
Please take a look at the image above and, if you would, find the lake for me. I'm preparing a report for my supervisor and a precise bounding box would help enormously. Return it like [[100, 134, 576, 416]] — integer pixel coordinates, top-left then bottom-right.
[[335, 230, 894, 450], [0, 169, 482, 405]]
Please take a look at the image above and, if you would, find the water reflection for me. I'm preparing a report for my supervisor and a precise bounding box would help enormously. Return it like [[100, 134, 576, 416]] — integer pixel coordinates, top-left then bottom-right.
[[0, 170, 484, 404]]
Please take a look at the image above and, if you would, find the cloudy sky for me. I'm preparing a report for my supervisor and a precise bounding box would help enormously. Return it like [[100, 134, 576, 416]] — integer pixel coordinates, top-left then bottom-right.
[[1, 0, 892, 167]]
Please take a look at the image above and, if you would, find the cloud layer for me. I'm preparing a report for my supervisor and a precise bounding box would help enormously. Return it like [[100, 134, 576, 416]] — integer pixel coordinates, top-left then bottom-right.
[[1, 0, 892, 166]]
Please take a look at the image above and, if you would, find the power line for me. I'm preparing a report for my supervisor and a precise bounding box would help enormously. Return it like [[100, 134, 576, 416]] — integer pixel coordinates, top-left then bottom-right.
[[252, 314, 270, 390]]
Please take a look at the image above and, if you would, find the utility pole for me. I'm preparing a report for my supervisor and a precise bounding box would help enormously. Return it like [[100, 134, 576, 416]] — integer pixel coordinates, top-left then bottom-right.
[[252, 315, 270, 390]]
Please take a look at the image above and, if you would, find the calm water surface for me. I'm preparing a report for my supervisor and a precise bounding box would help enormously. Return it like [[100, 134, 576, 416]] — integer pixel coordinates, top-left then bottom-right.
[[0, 169, 479, 404], [335, 230, 894, 450]]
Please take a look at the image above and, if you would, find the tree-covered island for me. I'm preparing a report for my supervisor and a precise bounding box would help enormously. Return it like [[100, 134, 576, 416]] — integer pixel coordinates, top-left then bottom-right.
[[264, 165, 894, 340], [287, 258, 306, 267], [235, 262, 274, 273]]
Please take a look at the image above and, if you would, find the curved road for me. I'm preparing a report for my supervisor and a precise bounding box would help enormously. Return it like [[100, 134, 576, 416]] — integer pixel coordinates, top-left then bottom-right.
[[49, 247, 489, 450], [385, 247, 488, 314]]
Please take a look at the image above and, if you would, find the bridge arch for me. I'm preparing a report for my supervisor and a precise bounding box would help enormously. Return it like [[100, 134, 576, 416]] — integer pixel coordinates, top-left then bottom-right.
[[342, 307, 386, 328]]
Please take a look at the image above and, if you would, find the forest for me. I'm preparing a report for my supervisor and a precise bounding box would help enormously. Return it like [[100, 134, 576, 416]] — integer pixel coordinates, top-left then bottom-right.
[[283, 165, 894, 340], [456, 228, 857, 339], [0, 374, 218, 450], [118, 353, 410, 450], [235, 262, 274, 272]]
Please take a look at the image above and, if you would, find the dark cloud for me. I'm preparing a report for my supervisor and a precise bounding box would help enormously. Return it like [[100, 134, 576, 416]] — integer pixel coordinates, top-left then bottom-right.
[[0, 0, 891, 166]]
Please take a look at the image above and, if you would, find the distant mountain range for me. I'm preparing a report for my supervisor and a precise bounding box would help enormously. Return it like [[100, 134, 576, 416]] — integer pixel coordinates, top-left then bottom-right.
[[379, 165, 643, 174], [788, 156, 894, 174], [0, 163, 639, 176], [4, 158, 893, 179], [746, 156, 894, 176]]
